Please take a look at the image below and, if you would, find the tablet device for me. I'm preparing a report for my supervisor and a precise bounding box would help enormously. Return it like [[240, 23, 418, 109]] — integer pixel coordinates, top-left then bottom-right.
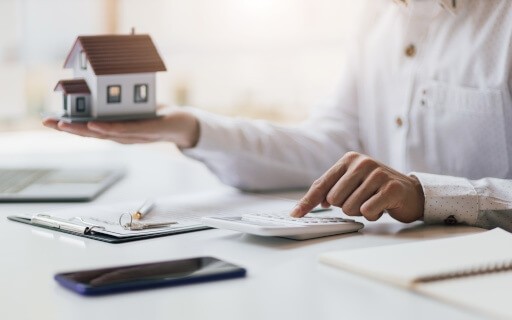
[[0, 167, 124, 202]]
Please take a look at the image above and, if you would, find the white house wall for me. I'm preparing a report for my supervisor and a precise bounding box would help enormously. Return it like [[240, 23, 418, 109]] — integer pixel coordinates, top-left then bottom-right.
[[70, 47, 98, 116], [95, 73, 156, 117], [68, 93, 91, 117], [64, 95, 71, 116]]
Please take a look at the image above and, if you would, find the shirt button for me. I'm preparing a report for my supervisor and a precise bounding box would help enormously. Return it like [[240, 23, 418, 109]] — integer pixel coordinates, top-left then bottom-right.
[[444, 215, 458, 225], [395, 117, 403, 127], [405, 44, 416, 57]]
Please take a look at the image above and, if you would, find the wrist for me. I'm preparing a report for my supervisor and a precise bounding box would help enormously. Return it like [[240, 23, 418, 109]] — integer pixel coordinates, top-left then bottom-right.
[[162, 111, 200, 148], [180, 113, 200, 148], [410, 175, 425, 220]]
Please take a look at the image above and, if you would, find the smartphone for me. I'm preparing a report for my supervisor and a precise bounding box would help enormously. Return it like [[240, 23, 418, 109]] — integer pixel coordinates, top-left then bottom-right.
[[54, 256, 246, 296]]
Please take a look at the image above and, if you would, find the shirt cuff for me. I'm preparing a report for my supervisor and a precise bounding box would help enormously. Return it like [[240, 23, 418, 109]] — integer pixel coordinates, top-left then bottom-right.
[[410, 172, 479, 226]]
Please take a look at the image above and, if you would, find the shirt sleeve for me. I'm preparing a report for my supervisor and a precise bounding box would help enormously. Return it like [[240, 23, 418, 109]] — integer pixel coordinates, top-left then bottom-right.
[[182, 53, 361, 191], [411, 172, 512, 231]]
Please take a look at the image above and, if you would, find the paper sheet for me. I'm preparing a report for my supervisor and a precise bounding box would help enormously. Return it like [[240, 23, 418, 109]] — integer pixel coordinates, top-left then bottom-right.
[[36, 190, 299, 238]]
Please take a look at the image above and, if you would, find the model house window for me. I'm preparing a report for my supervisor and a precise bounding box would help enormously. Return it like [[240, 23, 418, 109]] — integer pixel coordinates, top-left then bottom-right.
[[79, 51, 87, 70], [76, 97, 86, 112], [107, 85, 121, 103], [63, 95, 68, 111], [134, 84, 148, 103]]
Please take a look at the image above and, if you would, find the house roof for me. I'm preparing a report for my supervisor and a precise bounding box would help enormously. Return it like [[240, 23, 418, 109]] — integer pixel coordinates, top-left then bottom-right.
[[54, 79, 91, 94], [63, 34, 167, 75]]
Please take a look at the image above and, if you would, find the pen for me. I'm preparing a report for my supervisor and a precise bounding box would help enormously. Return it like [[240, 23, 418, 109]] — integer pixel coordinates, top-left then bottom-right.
[[132, 199, 155, 220]]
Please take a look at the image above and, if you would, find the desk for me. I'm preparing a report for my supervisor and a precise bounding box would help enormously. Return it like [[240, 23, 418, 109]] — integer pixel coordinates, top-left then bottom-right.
[[0, 131, 488, 320]]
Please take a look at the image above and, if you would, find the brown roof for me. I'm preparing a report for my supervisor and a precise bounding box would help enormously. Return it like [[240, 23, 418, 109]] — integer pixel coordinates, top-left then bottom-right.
[[54, 79, 91, 94], [64, 34, 167, 75]]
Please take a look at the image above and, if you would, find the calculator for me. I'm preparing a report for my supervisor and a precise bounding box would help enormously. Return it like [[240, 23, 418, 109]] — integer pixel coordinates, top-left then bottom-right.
[[202, 213, 364, 240]]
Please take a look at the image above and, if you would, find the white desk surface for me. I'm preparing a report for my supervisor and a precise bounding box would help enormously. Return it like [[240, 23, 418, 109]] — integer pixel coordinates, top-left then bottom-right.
[[0, 131, 489, 320]]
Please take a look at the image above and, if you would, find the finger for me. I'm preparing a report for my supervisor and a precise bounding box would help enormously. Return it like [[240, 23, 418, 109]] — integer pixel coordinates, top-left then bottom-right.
[[57, 121, 109, 139], [360, 191, 390, 221], [108, 136, 154, 144], [290, 161, 348, 217], [42, 118, 60, 130], [341, 169, 387, 216], [58, 121, 155, 144], [325, 169, 364, 207], [325, 158, 378, 207], [87, 117, 165, 138]]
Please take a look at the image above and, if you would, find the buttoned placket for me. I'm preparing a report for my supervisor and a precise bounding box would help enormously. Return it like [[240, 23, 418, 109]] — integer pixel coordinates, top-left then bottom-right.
[[399, 1, 441, 173]]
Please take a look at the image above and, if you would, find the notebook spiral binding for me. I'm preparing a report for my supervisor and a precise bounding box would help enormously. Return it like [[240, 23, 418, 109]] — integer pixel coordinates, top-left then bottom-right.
[[414, 260, 512, 283]]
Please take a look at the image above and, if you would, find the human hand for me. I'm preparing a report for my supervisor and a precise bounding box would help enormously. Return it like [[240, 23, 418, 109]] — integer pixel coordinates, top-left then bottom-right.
[[290, 152, 424, 223], [42, 110, 200, 148]]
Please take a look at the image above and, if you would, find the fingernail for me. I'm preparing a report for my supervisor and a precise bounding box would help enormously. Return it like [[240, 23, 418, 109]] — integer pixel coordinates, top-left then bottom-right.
[[290, 205, 301, 217]]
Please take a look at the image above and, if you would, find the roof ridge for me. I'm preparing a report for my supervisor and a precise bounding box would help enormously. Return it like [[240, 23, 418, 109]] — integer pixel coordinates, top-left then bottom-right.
[[63, 34, 167, 75]]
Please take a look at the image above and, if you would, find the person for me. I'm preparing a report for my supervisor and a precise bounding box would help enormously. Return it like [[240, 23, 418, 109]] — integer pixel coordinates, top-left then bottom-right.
[[44, 0, 512, 231]]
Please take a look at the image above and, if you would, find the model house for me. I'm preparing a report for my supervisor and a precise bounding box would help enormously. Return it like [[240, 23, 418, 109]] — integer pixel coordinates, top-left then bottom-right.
[[54, 33, 166, 121]]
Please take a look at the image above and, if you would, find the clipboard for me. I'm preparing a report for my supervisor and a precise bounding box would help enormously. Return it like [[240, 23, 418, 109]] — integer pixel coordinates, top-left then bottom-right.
[[6, 190, 303, 244], [7, 215, 209, 244]]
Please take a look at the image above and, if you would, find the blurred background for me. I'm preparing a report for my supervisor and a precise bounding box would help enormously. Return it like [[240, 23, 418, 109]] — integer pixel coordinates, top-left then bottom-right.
[[0, 0, 362, 131]]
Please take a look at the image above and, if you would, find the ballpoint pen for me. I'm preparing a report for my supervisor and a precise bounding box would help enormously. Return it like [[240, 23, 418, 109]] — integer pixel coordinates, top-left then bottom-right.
[[132, 199, 155, 220]]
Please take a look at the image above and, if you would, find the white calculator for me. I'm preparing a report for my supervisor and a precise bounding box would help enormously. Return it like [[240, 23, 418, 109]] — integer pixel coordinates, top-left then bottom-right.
[[202, 213, 364, 240]]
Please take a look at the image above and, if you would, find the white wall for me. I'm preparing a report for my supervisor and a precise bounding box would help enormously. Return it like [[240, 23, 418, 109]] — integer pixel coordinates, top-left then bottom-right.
[[0, 0, 108, 124], [21, 0, 107, 63], [70, 49, 98, 116], [117, 0, 363, 121], [68, 93, 91, 117], [95, 73, 155, 117], [0, 1, 25, 120], [0, 0, 363, 127]]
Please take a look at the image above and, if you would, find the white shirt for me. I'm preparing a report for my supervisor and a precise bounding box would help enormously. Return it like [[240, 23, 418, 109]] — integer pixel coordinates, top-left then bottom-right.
[[184, 0, 512, 230]]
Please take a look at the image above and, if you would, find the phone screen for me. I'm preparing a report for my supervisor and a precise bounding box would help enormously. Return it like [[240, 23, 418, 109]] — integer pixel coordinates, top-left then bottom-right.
[[55, 257, 246, 295]]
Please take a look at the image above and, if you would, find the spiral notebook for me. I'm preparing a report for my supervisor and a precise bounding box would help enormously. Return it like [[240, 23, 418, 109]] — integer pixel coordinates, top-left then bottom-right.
[[319, 228, 512, 319]]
